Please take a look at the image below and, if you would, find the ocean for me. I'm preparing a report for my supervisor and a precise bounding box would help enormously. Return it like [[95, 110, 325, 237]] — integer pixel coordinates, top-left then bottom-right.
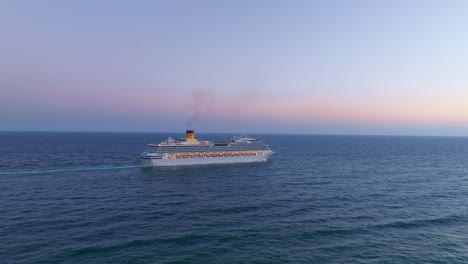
[[1, 132, 468, 263]]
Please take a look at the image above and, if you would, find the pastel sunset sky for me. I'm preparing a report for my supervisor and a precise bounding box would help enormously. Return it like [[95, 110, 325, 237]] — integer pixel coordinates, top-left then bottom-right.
[[1, 0, 468, 135]]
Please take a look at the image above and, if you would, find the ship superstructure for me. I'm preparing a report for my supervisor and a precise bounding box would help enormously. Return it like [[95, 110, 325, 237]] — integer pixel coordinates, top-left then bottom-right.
[[140, 130, 273, 167]]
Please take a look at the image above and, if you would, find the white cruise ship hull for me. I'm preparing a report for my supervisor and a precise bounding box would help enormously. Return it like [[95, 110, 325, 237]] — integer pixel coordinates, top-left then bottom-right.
[[141, 151, 273, 167]]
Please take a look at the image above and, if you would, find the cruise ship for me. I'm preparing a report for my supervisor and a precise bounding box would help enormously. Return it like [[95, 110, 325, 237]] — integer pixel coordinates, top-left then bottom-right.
[[140, 130, 274, 167]]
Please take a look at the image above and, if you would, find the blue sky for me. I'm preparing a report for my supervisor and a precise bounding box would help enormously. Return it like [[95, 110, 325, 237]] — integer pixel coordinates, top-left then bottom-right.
[[1, 0, 468, 135]]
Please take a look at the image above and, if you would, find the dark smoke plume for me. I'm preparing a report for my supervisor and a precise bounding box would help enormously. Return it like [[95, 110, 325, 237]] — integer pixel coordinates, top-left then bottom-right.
[[185, 90, 215, 128]]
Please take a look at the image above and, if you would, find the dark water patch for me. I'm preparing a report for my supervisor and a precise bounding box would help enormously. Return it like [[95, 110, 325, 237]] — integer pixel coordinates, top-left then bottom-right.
[[73, 234, 215, 257], [373, 214, 467, 230], [193, 203, 279, 215]]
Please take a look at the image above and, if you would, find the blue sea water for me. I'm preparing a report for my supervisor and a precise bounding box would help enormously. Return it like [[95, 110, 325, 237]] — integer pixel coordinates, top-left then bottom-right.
[[1, 132, 468, 263]]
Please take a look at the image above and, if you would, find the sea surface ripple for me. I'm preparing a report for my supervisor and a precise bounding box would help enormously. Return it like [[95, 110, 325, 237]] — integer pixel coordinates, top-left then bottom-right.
[[1, 132, 468, 263]]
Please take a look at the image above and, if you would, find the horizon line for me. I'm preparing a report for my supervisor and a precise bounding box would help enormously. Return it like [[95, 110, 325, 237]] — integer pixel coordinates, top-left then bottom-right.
[[0, 129, 467, 138]]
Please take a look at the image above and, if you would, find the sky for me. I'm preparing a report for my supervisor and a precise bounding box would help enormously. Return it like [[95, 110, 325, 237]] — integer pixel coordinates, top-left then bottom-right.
[[1, 0, 468, 135]]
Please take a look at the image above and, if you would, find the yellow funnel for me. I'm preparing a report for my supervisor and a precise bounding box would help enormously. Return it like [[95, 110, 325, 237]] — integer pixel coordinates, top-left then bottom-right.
[[186, 130, 195, 141]]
